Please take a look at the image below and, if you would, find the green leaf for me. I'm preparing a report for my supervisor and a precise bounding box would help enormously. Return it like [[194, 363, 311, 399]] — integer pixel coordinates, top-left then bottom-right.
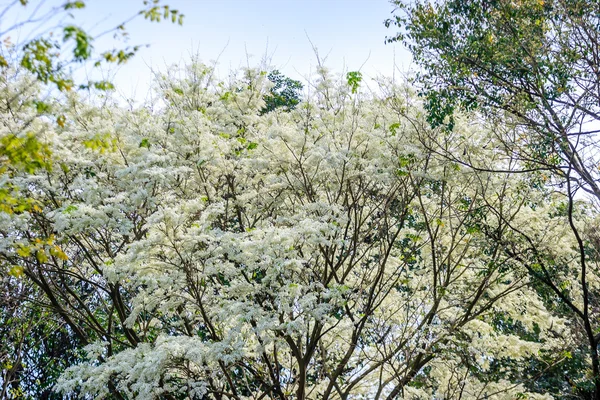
[[139, 138, 151, 149], [92, 80, 115, 91], [346, 71, 362, 94], [64, 1, 86, 10], [260, 70, 303, 114], [33, 101, 50, 114], [63, 25, 93, 61], [63, 205, 78, 214]]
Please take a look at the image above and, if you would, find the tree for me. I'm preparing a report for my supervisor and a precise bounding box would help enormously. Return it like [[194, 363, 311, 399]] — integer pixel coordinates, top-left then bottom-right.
[[1, 0, 184, 91], [0, 60, 571, 399], [260, 70, 303, 114], [0, 0, 184, 215], [387, 0, 600, 397], [0, 2, 184, 397], [385, 0, 600, 198], [1, 275, 79, 399]]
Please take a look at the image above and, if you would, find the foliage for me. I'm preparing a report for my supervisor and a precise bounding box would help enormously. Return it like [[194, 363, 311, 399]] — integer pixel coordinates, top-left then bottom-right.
[[0, 0, 185, 182], [346, 71, 362, 94], [1, 276, 80, 399], [0, 2, 184, 396], [0, 61, 588, 399], [260, 70, 303, 114], [0, 0, 184, 214], [0, 69, 51, 215], [386, 0, 600, 196], [387, 0, 600, 397], [1, 0, 184, 92]]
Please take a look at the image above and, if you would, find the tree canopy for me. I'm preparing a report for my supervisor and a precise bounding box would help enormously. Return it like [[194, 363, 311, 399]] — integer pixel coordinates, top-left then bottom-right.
[[2, 0, 600, 399], [0, 59, 593, 399], [387, 0, 600, 398]]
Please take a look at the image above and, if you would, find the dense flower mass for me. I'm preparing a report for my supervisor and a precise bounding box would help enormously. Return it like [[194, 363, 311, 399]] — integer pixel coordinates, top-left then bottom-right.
[[0, 62, 598, 399]]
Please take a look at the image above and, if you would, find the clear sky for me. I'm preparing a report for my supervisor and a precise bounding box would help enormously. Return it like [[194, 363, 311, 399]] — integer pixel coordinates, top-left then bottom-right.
[[3, 0, 412, 100]]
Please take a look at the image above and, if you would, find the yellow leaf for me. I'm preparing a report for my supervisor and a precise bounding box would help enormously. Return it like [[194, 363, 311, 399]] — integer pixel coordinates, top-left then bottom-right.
[[36, 250, 48, 263], [16, 245, 31, 257], [562, 350, 572, 359], [8, 265, 24, 278], [51, 245, 68, 261]]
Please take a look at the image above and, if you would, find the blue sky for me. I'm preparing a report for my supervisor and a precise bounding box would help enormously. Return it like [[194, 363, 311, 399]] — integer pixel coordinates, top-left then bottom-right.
[[3, 0, 412, 99]]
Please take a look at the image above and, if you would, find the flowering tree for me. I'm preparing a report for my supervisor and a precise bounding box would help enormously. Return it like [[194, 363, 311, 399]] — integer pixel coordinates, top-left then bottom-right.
[[0, 62, 583, 399]]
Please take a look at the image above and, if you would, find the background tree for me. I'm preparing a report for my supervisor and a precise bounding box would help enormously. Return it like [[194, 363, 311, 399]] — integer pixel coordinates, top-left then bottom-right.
[[386, 0, 600, 397], [260, 69, 303, 114], [386, 0, 600, 199], [1, 276, 79, 399]]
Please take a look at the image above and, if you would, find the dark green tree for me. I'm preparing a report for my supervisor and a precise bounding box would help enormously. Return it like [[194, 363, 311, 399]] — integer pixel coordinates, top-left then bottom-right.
[[386, 0, 600, 196], [386, 0, 600, 398], [1, 276, 80, 399], [260, 70, 303, 114]]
